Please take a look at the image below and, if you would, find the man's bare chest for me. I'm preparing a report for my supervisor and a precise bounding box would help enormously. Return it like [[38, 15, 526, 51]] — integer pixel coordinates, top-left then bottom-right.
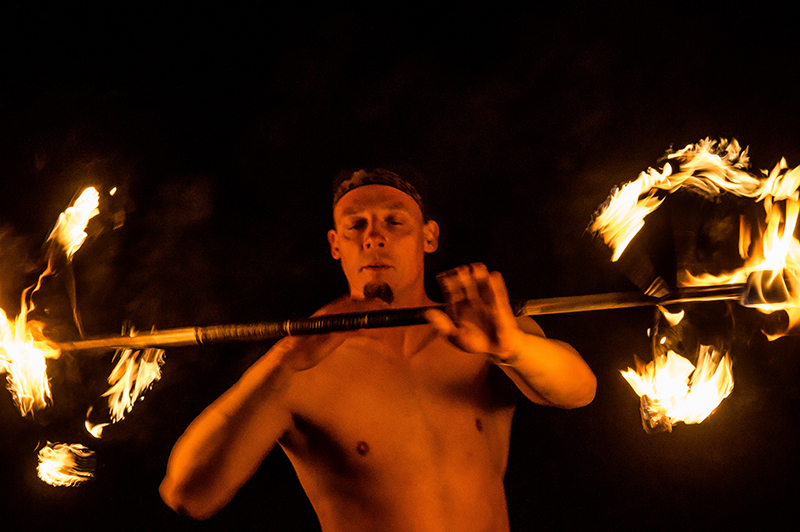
[[280, 330, 513, 465]]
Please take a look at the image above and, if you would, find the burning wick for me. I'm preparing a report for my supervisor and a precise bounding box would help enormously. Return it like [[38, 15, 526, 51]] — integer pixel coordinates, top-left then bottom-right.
[[86, 342, 166, 439], [0, 186, 101, 417], [621, 346, 734, 432], [37, 442, 96, 487], [590, 140, 800, 330], [46, 187, 100, 260], [0, 311, 60, 415], [590, 139, 800, 431], [620, 306, 735, 433]]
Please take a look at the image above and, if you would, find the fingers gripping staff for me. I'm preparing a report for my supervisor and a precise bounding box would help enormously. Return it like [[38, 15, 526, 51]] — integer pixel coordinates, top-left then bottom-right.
[[427, 263, 527, 365], [429, 263, 596, 409]]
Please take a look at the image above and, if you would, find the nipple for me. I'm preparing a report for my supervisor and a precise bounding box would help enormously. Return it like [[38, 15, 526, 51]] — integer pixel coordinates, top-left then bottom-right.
[[356, 441, 370, 456]]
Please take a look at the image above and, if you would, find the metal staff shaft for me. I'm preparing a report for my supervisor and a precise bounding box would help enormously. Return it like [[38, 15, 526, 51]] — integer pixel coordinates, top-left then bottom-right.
[[56, 284, 747, 352], [516, 283, 746, 315], [56, 307, 435, 352]]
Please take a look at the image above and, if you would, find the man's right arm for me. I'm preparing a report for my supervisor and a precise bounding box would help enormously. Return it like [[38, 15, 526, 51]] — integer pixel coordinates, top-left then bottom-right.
[[159, 339, 299, 520], [159, 296, 386, 520]]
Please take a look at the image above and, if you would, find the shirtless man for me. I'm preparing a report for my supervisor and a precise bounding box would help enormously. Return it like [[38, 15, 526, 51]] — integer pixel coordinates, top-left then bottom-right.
[[159, 169, 596, 531]]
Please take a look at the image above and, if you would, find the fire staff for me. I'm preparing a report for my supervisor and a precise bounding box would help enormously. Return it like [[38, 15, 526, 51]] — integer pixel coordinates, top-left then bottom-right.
[[159, 169, 596, 531]]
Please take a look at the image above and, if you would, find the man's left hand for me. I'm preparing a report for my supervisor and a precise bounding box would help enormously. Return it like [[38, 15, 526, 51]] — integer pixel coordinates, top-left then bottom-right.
[[426, 263, 525, 364]]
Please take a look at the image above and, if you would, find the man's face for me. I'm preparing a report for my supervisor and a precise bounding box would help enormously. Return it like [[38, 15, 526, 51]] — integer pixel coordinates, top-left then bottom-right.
[[328, 185, 439, 304]]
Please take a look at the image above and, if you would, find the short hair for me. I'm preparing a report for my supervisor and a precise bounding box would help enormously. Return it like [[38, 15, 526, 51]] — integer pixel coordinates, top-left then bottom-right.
[[332, 168, 427, 219]]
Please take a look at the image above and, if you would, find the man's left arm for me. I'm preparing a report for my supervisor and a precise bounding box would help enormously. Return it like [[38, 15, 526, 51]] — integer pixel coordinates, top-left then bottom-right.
[[426, 263, 596, 409]]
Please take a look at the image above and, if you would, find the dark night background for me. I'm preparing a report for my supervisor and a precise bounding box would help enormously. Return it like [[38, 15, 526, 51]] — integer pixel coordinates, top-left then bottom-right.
[[1, 3, 799, 530]]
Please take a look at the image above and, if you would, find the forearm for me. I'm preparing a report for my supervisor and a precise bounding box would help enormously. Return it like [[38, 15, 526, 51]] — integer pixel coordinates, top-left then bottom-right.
[[495, 329, 596, 409], [160, 341, 297, 519]]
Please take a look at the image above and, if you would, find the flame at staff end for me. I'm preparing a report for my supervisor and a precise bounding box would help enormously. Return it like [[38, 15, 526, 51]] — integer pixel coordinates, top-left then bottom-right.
[[0, 304, 61, 416], [1, 186, 102, 417], [592, 139, 800, 432], [588, 138, 797, 263], [591, 139, 800, 317], [46, 187, 100, 260], [621, 346, 734, 432], [679, 183, 800, 336], [37, 442, 96, 487], [86, 345, 165, 439], [589, 139, 760, 261]]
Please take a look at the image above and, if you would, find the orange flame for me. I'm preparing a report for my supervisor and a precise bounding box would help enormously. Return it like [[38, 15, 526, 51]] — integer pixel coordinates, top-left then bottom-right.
[[37, 442, 95, 487], [593, 138, 800, 329], [589, 139, 800, 261], [592, 140, 786, 430], [0, 187, 100, 416], [621, 346, 734, 432], [84, 408, 109, 439], [0, 305, 61, 415], [677, 188, 800, 337], [0, 260, 62, 416], [593, 140, 800, 430], [590, 139, 764, 261], [46, 187, 100, 260], [86, 345, 165, 439]]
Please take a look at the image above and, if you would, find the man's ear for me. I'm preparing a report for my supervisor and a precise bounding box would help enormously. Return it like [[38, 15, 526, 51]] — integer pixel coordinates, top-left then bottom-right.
[[328, 229, 341, 260], [423, 220, 439, 253]]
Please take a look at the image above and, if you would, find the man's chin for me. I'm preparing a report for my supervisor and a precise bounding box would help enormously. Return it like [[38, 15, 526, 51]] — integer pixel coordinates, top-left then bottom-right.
[[363, 282, 394, 304]]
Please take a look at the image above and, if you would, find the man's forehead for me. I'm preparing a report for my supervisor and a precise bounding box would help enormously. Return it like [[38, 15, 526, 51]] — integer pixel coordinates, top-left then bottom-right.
[[334, 185, 421, 218]]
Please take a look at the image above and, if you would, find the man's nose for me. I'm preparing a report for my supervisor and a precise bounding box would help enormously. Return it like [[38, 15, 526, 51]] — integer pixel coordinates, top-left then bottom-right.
[[364, 222, 386, 249]]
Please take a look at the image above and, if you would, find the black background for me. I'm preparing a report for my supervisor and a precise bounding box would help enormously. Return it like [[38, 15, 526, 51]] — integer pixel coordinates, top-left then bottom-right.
[[1, 3, 798, 530]]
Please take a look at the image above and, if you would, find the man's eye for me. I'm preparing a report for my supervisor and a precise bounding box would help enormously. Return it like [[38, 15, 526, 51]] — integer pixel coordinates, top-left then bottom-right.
[[349, 220, 366, 230]]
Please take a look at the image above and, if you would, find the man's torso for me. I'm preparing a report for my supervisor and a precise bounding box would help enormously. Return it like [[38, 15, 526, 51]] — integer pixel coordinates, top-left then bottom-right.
[[278, 323, 519, 531]]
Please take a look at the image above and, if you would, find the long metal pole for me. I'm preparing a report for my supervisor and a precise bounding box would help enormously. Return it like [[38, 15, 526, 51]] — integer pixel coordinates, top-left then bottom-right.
[[515, 283, 746, 315], [56, 284, 746, 352]]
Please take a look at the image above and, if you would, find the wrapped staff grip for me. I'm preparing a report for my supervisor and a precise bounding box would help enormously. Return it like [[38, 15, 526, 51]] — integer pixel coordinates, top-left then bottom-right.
[[58, 307, 437, 352], [196, 307, 434, 344]]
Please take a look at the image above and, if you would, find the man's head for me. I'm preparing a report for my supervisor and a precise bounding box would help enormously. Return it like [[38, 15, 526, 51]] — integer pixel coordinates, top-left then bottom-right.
[[328, 169, 439, 305]]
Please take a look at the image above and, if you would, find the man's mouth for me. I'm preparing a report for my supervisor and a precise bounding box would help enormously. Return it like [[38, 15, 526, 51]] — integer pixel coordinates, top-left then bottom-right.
[[362, 264, 391, 271]]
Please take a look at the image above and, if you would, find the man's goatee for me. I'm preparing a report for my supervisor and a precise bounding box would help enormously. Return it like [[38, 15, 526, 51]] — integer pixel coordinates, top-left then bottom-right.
[[363, 282, 394, 304]]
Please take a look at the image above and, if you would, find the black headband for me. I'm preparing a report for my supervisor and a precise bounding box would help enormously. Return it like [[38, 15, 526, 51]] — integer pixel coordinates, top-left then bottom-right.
[[333, 169, 424, 212]]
